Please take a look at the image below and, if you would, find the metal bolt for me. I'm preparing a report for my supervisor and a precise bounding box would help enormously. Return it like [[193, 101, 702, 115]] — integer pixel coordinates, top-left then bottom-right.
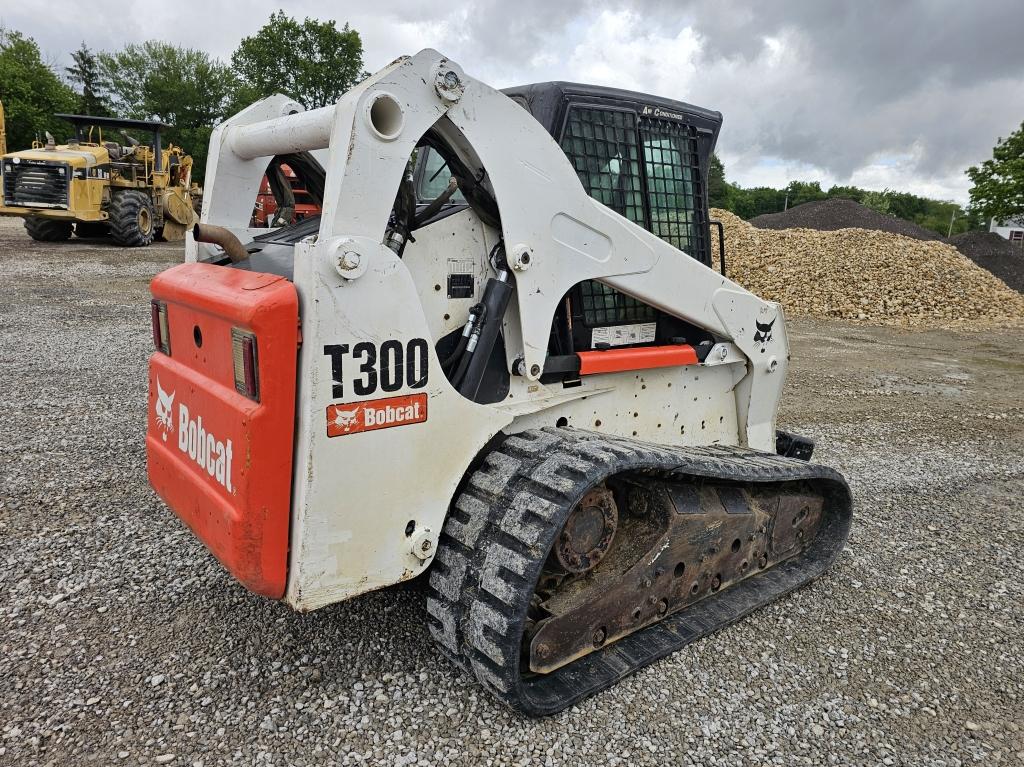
[[337, 250, 361, 271], [410, 528, 434, 560], [434, 67, 465, 102], [592, 628, 606, 647], [657, 599, 668, 615], [718, 345, 728, 360], [530, 364, 541, 377]]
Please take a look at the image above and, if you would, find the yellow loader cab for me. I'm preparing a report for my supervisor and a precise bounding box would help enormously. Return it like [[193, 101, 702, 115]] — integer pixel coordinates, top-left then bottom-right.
[[0, 113, 196, 246]]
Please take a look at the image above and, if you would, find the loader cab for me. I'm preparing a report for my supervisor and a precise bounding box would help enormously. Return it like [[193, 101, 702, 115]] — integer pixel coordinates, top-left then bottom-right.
[[415, 82, 721, 267], [411, 83, 723, 361], [501, 82, 721, 267], [507, 83, 722, 360]]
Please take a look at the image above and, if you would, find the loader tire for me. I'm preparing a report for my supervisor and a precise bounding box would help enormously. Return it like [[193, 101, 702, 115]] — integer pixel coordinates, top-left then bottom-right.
[[24, 218, 72, 242], [426, 427, 852, 716], [109, 190, 155, 247]]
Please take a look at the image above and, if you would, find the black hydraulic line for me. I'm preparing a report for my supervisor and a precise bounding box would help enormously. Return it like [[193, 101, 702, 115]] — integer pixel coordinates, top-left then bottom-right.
[[458, 271, 514, 401], [449, 308, 484, 390], [449, 347, 473, 390], [441, 336, 468, 373], [709, 219, 726, 276], [441, 305, 482, 373]]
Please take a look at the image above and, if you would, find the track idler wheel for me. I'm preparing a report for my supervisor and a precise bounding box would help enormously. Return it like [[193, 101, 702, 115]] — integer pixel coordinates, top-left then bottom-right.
[[550, 486, 617, 574]]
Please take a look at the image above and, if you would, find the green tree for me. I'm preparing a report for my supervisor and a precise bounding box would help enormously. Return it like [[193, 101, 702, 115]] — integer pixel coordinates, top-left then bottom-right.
[[861, 189, 891, 215], [66, 43, 109, 116], [726, 186, 787, 219], [707, 153, 729, 209], [230, 10, 364, 109], [785, 180, 827, 208], [826, 184, 864, 203], [967, 122, 1024, 225], [0, 27, 77, 150], [99, 42, 235, 177]]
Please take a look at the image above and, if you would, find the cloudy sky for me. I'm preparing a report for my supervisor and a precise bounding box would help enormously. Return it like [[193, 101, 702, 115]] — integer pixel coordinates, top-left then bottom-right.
[[5, 0, 1022, 203]]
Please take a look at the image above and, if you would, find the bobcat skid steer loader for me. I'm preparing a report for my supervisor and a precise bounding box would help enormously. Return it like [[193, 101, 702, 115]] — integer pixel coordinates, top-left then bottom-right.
[[146, 49, 852, 715]]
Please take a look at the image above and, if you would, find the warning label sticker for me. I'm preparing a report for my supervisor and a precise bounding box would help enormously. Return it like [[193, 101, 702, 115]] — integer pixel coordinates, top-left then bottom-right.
[[591, 322, 657, 348]]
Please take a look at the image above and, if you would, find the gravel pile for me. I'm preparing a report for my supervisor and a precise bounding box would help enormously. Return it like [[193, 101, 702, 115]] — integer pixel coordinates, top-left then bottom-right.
[[2, 222, 1023, 765], [711, 208, 1024, 329], [948, 231, 1024, 294], [750, 198, 943, 241]]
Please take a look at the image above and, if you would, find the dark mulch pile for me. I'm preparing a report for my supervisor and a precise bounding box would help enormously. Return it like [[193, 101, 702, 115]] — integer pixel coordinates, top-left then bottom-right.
[[750, 198, 944, 241], [948, 231, 1024, 293]]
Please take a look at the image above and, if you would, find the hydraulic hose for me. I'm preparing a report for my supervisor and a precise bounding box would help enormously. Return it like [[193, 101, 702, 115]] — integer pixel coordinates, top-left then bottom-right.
[[441, 305, 482, 373], [450, 305, 486, 389]]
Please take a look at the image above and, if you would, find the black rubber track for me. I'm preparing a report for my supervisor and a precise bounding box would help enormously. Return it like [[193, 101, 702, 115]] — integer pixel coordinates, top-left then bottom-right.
[[108, 190, 155, 247], [23, 217, 72, 242], [426, 427, 853, 716]]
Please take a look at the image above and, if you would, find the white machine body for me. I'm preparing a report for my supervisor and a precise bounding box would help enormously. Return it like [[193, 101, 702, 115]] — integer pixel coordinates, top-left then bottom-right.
[[185, 50, 789, 611]]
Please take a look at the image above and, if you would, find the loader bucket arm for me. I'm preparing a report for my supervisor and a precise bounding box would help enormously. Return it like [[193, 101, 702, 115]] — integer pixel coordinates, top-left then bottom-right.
[[195, 50, 787, 453]]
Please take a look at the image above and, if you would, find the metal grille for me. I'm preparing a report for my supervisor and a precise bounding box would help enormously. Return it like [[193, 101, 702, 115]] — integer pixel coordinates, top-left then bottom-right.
[[559, 106, 710, 330], [559, 108, 644, 225], [579, 280, 657, 325], [2, 160, 70, 208], [639, 117, 706, 258]]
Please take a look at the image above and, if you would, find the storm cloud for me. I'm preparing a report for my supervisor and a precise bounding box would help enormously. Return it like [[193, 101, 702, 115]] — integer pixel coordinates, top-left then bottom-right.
[[5, 0, 1021, 201]]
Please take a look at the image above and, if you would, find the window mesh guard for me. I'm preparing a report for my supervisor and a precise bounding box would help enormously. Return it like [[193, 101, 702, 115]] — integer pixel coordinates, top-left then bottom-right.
[[579, 281, 657, 325], [560, 106, 709, 328], [559, 108, 644, 226], [640, 117, 707, 259]]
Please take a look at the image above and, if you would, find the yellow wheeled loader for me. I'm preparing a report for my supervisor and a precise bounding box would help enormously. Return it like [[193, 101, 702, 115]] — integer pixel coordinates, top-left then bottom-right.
[[0, 113, 196, 246]]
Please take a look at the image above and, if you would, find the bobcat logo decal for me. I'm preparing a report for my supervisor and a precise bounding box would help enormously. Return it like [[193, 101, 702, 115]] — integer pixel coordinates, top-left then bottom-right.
[[332, 406, 362, 433], [326, 394, 427, 438], [753, 316, 776, 353], [155, 378, 175, 441]]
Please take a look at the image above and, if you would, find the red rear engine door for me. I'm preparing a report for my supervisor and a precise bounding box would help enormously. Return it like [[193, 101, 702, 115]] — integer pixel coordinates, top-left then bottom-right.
[[147, 263, 299, 598]]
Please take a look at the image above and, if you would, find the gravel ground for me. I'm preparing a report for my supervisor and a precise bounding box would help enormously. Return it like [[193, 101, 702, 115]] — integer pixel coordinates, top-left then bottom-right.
[[1, 216, 1023, 766]]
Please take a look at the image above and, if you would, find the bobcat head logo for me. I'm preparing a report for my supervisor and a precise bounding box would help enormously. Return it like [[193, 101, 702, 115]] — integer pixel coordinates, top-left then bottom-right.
[[332, 406, 362, 432], [155, 378, 175, 441], [753, 316, 776, 352]]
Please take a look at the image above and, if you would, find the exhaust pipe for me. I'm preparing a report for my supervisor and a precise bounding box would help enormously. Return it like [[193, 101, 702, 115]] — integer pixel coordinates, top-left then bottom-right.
[[193, 223, 249, 264]]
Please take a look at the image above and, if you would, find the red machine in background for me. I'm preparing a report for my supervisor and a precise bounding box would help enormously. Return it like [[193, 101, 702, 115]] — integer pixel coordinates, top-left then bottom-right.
[[250, 164, 321, 227]]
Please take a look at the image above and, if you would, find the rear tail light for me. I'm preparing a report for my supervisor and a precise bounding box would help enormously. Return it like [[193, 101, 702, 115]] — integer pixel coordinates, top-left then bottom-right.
[[151, 300, 170, 354], [231, 328, 260, 401]]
